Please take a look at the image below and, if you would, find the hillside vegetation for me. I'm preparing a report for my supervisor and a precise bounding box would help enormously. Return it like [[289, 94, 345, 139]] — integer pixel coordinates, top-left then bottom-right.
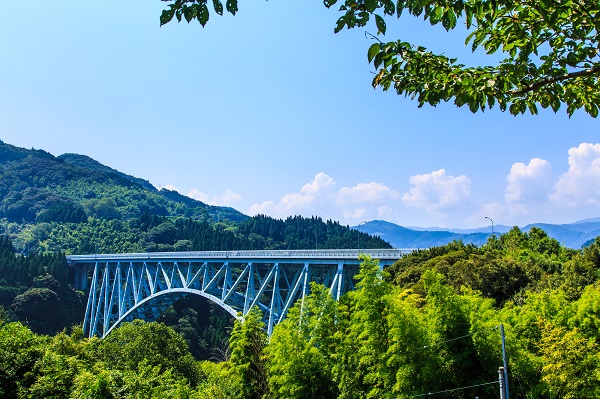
[[0, 140, 246, 227], [3, 234, 600, 398]]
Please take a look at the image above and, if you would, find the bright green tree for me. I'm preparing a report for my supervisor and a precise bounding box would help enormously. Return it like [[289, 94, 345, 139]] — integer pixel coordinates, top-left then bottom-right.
[[0, 322, 46, 399], [228, 307, 269, 399], [266, 283, 338, 399], [331, 256, 397, 399], [540, 322, 600, 399], [195, 361, 243, 399], [159, 0, 599, 117], [87, 320, 200, 387]]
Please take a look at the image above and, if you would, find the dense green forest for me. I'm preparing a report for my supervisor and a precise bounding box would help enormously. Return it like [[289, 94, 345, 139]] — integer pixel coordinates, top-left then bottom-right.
[[0, 140, 390, 358], [3, 229, 600, 398], [0, 212, 389, 358]]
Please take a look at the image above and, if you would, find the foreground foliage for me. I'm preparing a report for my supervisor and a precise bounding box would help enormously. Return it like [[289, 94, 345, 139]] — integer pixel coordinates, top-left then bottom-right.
[[2, 220, 599, 398], [3, 247, 600, 398], [159, 0, 599, 117]]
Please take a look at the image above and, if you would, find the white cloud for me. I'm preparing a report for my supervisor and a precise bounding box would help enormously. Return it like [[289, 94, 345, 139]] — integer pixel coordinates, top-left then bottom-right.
[[248, 173, 400, 224], [402, 169, 471, 213], [505, 158, 552, 203], [187, 188, 243, 206], [187, 189, 209, 203], [301, 172, 335, 194], [217, 189, 243, 206], [551, 143, 600, 206], [248, 172, 336, 217], [337, 182, 400, 205], [249, 200, 275, 216], [163, 184, 180, 192]]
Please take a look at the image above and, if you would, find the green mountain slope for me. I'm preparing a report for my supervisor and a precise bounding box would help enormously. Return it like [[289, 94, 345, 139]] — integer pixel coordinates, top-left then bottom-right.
[[0, 140, 247, 224]]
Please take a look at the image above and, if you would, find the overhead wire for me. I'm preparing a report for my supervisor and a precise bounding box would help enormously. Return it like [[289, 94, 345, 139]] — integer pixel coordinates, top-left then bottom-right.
[[417, 324, 500, 351], [224, 324, 509, 399], [408, 380, 500, 398]]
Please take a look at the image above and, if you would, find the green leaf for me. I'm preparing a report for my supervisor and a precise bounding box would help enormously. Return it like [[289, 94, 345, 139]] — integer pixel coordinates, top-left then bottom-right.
[[323, 0, 338, 8], [183, 6, 194, 23], [365, 0, 378, 13], [431, 6, 443, 24], [213, 0, 223, 16], [442, 9, 457, 30], [368, 43, 381, 63], [198, 3, 209, 26], [375, 15, 386, 35], [509, 102, 520, 116], [226, 0, 238, 15], [334, 16, 346, 33], [160, 9, 176, 26], [373, 52, 388, 69]]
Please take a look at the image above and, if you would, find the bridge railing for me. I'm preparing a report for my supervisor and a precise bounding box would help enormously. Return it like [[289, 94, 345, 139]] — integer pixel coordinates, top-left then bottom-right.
[[67, 248, 413, 263]]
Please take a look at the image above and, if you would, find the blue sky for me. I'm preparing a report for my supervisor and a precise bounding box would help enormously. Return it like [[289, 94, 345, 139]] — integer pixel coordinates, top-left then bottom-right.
[[1, 1, 599, 229]]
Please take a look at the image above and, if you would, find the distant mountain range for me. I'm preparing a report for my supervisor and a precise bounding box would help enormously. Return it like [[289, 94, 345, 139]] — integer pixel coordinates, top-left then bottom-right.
[[355, 219, 600, 249]]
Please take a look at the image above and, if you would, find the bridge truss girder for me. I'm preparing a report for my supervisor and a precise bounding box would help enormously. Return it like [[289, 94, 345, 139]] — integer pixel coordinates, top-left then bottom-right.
[[83, 259, 358, 338]]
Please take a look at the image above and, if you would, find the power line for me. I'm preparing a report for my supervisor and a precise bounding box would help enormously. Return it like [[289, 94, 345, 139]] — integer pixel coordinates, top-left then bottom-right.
[[408, 380, 499, 398]]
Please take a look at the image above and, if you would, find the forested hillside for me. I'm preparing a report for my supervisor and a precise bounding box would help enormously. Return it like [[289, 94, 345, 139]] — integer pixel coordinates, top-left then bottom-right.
[[0, 140, 246, 226]]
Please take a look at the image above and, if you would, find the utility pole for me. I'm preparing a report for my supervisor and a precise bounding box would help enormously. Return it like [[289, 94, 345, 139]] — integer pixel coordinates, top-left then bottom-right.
[[500, 324, 510, 399], [498, 367, 506, 399]]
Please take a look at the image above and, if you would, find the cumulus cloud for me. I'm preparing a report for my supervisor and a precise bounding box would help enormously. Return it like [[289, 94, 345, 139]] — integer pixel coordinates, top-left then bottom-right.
[[248, 173, 400, 223], [187, 188, 243, 206], [402, 169, 471, 213], [163, 184, 180, 192], [187, 189, 209, 203], [337, 182, 400, 205], [551, 143, 600, 206], [218, 189, 243, 206], [249, 172, 336, 217], [505, 158, 552, 203]]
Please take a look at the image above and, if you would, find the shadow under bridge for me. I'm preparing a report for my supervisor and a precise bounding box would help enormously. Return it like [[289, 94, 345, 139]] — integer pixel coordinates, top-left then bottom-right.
[[66, 249, 406, 338]]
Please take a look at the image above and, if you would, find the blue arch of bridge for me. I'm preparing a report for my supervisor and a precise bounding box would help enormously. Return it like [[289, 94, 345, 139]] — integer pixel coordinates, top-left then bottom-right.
[[102, 288, 240, 338]]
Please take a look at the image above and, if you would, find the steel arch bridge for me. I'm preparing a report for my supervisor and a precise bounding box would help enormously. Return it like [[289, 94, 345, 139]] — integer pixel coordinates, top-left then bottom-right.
[[67, 249, 406, 338]]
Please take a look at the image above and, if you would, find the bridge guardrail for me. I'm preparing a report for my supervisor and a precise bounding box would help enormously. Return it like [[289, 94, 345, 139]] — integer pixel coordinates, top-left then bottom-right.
[[66, 249, 414, 263]]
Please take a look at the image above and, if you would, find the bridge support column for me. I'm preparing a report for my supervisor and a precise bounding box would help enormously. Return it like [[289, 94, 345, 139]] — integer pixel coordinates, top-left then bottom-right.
[[74, 265, 88, 290], [330, 261, 345, 300], [267, 263, 280, 336], [243, 263, 255, 314]]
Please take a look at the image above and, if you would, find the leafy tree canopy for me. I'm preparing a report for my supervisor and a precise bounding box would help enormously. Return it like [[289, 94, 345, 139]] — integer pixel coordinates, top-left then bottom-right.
[[160, 0, 600, 117]]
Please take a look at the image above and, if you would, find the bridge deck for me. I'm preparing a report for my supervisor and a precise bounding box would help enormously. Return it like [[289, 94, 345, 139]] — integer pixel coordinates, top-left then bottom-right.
[[66, 248, 410, 264]]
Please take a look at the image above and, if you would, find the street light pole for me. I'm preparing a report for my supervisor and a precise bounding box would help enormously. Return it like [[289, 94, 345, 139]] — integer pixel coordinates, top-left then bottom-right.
[[485, 216, 495, 238]]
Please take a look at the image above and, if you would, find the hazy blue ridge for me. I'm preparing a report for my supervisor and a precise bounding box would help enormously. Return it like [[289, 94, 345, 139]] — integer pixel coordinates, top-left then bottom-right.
[[356, 219, 600, 249]]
